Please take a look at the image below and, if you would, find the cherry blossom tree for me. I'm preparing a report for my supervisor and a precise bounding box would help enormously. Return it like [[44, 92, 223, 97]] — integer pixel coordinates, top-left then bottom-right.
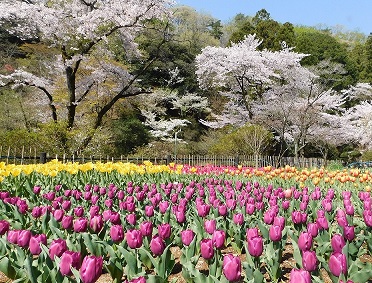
[[343, 83, 372, 149], [0, 0, 174, 153], [196, 34, 351, 160]]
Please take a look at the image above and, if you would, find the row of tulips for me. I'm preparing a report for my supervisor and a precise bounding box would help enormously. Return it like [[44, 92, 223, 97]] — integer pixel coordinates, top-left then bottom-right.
[[0, 162, 372, 282]]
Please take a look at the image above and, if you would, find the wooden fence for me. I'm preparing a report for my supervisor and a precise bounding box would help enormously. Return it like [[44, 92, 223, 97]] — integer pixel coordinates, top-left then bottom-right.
[[0, 146, 328, 168]]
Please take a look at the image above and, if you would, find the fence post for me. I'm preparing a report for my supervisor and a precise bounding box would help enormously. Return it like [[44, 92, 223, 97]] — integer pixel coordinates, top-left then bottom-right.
[[234, 156, 239, 166], [40, 152, 47, 164], [166, 155, 171, 165]]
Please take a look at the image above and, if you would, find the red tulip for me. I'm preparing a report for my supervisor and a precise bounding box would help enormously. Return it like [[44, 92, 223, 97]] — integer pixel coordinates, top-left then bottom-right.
[[223, 254, 241, 282]]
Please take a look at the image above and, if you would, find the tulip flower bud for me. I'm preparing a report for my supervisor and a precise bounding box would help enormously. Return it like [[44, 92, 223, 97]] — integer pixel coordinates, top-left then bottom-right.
[[329, 252, 347, 277], [181, 229, 195, 246], [49, 238, 68, 260], [89, 205, 99, 218], [73, 217, 88, 233], [200, 238, 214, 260], [307, 222, 319, 238], [298, 232, 313, 251], [175, 210, 186, 223], [140, 221, 153, 237], [331, 234, 346, 253], [246, 227, 259, 241], [343, 225, 355, 241], [126, 229, 143, 249], [110, 225, 124, 243], [223, 254, 241, 282], [53, 209, 65, 222], [29, 234, 47, 255], [89, 215, 103, 233], [60, 250, 81, 276], [316, 216, 329, 230], [246, 203, 256, 215], [74, 206, 84, 217], [233, 213, 244, 225], [61, 215, 74, 230], [302, 250, 318, 272], [17, 230, 32, 248], [273, 216, 285, 231], [7, 230, 19, 244], [289, 269, 311, 283], [126, 213, 137, 225], [110, 212, 121, 225], [269, 225, 282, 242], [204, 219, 216, 235], [0, 220, 10, 235], [158, 223, 171, 239], [79, 255, 103, 283], [212, 230, 226, 249], [31, 206, 43, 218], [150, 234, 166, 256], [247, 234, 263, 257]]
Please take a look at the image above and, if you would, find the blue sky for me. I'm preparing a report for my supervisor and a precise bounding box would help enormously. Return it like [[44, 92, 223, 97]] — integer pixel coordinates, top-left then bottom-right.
[[175, 0, 371, 35]]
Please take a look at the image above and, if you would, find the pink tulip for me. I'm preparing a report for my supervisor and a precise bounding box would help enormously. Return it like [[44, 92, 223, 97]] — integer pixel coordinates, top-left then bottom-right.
[[233, 213, 244, 225], [89, 215, 103, 233], [204, 219, 216, 235], [269, 225, 282, 242], [0, 220, 9, 235], [110, 225, 124, 243], [329, 252, 347, 277], [49, 239, 68, 260], [80, 255, 103, 283], [298, 232, 312, 251], [302, 250, 318, 272], [158, 223, 171, 239], [200, 238, 214, 260], [29, 234, 47, 255], [60, 250, 81, 276], [181, 229, 195, 246], [212, 230, 226, 249], [150, 234, 166, 256], [289, 269, 311, 283], [223, 254, 241, 282], [126, 229, 143, 249], [73, 217, 88, 233], [139, 221, 153, 237], [331, 234, 346, 253]]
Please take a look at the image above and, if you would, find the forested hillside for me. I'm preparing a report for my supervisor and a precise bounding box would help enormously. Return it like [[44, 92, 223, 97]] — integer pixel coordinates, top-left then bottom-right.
[[0, 2, 371, 163]]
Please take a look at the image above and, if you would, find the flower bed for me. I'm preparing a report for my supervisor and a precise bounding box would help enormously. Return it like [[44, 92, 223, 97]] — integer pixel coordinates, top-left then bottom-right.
[[0, 161, 372, 282]]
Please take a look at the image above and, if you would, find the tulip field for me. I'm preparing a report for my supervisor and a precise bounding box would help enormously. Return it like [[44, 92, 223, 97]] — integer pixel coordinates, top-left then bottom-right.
[[1, 160, 372, 283]]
